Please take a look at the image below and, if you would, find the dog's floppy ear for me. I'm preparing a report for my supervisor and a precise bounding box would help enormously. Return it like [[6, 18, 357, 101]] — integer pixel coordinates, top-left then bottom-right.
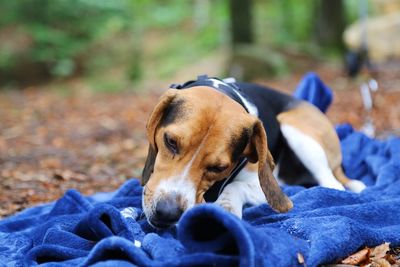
[[245, 119, 293, 213], [142, 89, 178, 186], [142, 145, 157, 186]]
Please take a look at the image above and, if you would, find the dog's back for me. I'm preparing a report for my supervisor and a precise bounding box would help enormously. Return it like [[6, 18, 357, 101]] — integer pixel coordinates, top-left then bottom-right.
[[237, 82, 317, 186]]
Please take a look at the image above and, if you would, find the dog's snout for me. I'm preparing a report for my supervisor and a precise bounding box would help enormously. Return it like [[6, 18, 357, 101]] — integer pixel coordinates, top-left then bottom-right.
[[152, 195, 183, 228]]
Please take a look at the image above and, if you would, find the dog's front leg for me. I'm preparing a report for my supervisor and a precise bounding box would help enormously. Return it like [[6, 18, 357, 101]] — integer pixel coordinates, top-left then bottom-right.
[[215, 166, 266, 218]]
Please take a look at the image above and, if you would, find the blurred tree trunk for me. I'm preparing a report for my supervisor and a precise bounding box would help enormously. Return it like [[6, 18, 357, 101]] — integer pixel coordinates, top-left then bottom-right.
[[228, 0, 254, 46], [313, 0, 346, 50], [228, 0, 280, 81], [128, 1, 143, 81]]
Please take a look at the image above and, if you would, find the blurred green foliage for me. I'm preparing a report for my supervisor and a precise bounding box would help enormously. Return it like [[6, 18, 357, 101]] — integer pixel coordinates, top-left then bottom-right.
[[0, 0, 133, 80], [256, 0, 361, 52], [0, 0, 363, 89], [0, 0, 227, 88]]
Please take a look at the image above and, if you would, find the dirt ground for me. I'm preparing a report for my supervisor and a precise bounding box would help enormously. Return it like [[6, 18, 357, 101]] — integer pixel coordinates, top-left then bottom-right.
[[1, 61, 400, 218]]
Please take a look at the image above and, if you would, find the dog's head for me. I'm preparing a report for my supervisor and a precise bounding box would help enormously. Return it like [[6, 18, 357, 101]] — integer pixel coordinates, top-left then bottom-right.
[[142, 86, 292, 228]]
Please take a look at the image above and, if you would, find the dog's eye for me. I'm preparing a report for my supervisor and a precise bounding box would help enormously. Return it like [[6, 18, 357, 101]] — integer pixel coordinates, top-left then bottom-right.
[[207, 165, 228, 173], [164, 133, 178, 154]]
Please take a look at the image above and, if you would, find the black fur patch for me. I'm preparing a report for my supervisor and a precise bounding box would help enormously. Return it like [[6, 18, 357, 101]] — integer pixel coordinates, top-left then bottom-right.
[[159, 99, 185, 127], [142, 145, 157, 185], [230, 128, 250, 162]]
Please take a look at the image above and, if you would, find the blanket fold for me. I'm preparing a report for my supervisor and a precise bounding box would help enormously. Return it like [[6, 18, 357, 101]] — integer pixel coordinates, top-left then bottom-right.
[[178, 204, 307, 267], [1, 73, 399, 267]]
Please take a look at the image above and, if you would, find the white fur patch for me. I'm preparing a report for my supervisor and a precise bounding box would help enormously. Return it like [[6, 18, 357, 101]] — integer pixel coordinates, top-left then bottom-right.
[[345, 180, 366, 193], [233, 168, 266, 204], [280, 124, 345, 191], [216, 168, 265, 218], [156, 178, 196, 208]]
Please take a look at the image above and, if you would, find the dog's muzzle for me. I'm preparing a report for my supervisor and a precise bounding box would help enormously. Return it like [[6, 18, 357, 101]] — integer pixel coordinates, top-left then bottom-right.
[[149, 194, 184, 228]]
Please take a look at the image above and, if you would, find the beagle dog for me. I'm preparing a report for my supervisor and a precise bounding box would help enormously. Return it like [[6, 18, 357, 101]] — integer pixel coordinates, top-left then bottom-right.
[[141, 75, 366, 228]]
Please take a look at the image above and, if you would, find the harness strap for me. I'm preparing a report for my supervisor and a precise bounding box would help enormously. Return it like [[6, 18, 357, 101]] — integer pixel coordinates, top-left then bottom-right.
[[170, 75, 249, 113]]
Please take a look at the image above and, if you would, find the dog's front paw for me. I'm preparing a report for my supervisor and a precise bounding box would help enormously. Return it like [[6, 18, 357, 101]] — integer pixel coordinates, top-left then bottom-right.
[[215, 199, 243, 218], [321, 181, 346, 191], [345, 180, 366, 193]]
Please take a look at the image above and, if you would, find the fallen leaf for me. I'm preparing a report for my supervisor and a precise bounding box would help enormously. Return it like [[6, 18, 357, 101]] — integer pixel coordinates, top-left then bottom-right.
[[370, 258, 391, 267], [342, 248, 370, 265], [371, 242, 390, 260], [297, 252, 306, 266]]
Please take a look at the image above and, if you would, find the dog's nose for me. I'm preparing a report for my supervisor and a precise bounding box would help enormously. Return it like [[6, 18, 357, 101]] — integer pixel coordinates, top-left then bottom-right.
[[152, 195, 183, 228]]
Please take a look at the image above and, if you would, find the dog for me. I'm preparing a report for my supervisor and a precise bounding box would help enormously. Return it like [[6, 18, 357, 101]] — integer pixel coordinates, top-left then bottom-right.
[[141, 75, 366, 228]]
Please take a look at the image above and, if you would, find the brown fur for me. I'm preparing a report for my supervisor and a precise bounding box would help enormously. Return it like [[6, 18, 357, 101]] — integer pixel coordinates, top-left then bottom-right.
[[333, 166, 353, 186], [143, 86, 293, 213]]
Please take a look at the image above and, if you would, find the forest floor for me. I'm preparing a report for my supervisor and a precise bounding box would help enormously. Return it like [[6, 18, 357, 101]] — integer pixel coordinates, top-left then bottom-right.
[[1, 59, 400, 219]]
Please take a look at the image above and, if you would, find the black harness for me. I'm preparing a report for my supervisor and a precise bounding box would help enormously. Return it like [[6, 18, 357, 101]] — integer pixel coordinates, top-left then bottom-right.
[[170, 75, 249, 202]]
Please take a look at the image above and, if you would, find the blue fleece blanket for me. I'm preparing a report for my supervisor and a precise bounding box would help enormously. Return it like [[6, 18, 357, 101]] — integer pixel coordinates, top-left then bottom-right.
[[1, 73, 400, 267]]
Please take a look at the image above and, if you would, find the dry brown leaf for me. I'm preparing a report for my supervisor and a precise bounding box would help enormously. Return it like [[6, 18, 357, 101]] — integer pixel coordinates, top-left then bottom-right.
[[371, 243, 390, 260], [342, 248, 370, 265], [297, 252, 306, 266], [385, 254, 397, 265], [370, 258, 391, 267], [40, 158, 62, 169]]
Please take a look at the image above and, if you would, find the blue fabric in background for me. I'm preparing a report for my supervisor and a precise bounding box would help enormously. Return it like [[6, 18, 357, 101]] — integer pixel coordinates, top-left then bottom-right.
[[294, 71, 333, 113], [1, 74, 400, 267]]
